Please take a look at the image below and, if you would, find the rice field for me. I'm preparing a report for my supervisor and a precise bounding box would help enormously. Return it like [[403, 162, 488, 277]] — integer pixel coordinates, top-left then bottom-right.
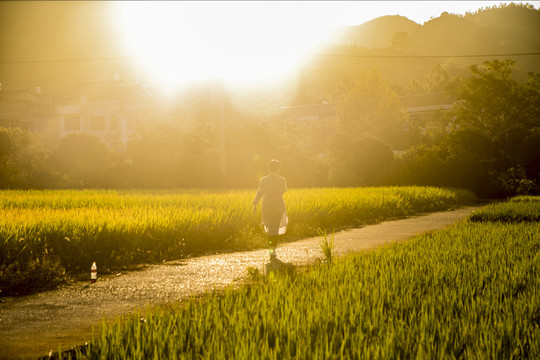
[[470, 195, 540, 222], [76, 196, 540, 359], [0, 187, 475, 295]]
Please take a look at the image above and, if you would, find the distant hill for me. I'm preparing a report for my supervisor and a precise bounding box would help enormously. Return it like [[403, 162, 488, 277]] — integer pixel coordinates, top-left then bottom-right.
[[1, 3, 538, 94], [331, 15, 420, 49], [408, 6, 540, 55], [299, 3, 540, 98], [330, 4, 540, 55]]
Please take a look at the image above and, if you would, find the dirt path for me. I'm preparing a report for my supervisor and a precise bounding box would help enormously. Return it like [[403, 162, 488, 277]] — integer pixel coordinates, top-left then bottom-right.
[[0, 206, 479, 360]]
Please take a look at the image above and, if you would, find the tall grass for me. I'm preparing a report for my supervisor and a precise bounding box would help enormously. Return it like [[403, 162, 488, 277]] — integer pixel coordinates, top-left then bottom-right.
[[77, 196, 539, 359], [470, 195, 540, 222], [0, 187, 475, 295]]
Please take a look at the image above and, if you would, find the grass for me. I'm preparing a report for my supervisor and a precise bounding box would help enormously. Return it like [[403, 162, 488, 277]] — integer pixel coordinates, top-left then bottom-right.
[[69, 196, 539, 359], [0, 187, 475, 296], [317, 229, 335, 265], [470, 195, 540, 222]]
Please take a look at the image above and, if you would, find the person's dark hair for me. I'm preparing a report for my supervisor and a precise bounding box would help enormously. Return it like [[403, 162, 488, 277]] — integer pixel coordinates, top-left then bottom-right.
[[268, 159, 281, 172]]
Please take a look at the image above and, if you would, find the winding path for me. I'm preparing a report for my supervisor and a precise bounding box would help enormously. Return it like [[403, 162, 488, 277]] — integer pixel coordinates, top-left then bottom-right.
[[0, 206, 479, 360]]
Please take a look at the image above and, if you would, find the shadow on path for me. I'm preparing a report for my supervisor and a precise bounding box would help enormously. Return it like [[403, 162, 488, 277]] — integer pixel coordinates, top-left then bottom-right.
[[0, 206, 480, 360]]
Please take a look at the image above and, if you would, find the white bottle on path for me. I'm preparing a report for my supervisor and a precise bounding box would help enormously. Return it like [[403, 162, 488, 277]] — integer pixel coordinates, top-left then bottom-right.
[[91, 262, 97, 283]]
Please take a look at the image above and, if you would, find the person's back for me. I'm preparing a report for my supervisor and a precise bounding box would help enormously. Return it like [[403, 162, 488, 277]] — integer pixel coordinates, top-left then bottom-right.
[[258, 172, 286, 212], [252, 160, 288, 258]]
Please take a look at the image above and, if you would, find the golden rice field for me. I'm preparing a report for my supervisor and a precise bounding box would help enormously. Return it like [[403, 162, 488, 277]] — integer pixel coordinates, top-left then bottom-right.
[[0, 187, 476, 296], [77, 196, 540, 359]]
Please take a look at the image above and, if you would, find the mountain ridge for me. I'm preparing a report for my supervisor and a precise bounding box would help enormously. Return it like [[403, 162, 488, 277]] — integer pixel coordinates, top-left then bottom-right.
[[330, 4, 540, 55]]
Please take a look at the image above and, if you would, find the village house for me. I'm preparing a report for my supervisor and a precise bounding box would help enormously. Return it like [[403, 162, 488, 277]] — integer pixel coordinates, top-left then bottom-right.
[[277, 93, 453, 124], [0, 80, 154, 151], [278, 102, 338, 122], [270, 95, 455, 155], [54, 80, 154, 151], [2, 84, 454, 153], [277, 93, 454, 133], [399, 92, 455, 123], [0, 86, 53, 134]]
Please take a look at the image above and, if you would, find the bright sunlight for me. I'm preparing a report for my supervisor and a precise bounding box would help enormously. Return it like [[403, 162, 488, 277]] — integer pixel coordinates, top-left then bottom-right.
[[114, 1, 538, 90], [115, 2, 334, 89]]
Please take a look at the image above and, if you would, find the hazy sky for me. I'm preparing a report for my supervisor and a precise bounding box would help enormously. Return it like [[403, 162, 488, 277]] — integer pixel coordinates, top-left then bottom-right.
[[1, 1, 539, 90], [114, 1, 540, 88], [283, 1, 540, 25]]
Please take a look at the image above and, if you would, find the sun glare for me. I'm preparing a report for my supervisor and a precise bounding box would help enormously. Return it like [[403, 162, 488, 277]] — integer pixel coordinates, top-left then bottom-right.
[[115, 1, 540, 91], [115, 2, 332, 90]]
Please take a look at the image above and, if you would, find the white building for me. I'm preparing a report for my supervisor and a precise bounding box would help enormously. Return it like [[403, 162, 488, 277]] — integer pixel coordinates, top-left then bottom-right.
[[55, 80, 154, 151], [0, 87, 52, 133], [0, 80, 154, 151]]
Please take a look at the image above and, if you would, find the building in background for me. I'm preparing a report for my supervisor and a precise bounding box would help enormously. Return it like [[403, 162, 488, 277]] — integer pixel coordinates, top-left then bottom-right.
[[399, 93, 454, 123], [0, 86, 53, 134], [54, 80, 154, 151], [0, 80, 154, 151]]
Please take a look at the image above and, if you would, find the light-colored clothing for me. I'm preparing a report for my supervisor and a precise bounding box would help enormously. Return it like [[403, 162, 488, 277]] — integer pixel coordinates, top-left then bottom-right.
[[252, 173, 288, 235]]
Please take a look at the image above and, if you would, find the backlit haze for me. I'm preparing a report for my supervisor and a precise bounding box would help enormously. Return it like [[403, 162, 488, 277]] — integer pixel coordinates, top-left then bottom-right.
[[114, 1, 538, 91], [1, 1, 539, 93]]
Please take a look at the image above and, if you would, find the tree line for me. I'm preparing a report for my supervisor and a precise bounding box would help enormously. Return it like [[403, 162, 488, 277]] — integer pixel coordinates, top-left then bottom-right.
[[1, 60, 539, 197]]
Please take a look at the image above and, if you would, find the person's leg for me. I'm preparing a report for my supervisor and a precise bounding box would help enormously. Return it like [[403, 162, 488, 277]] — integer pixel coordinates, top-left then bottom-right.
[[268, 235, 279, 258], [264, 210, 282, 259]]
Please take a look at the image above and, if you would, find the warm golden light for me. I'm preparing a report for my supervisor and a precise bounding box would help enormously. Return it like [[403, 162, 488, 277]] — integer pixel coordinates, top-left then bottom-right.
[[115, 2, 334, 89], [113, 1, 538, 90]]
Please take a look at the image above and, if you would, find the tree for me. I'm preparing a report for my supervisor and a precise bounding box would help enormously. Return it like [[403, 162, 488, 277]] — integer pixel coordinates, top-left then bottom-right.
[[391, 31, 409, 53], [224, 123, 276, 187], [127, 123, 222, 188], [439, 128, 495, 196], [0, 128, 59, 188], [454, 60, 532, 134], [328, 134, 393, 186], [0, 128, 15, 187], [519, 127, 540, 187], [338, 68, 408, 149], [423, 63, 460, 94], [52, 133, 116, 188], [397, 60, 540, 196], [452, 60, 540, 194]]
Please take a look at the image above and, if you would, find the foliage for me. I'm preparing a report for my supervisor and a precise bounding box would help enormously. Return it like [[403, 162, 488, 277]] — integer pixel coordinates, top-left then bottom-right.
[[396, 60, 540, 197], [1, 59, 539, 196], [127, 124, 222, 188], [328, 135, 394, 186], [338, 68, 408, 148], [51, 133, 117, 188], [0, 128, 60, 189], [470, 195, 540, 222], [450, 61, 540, 195], [455, 60, 530, 133], [0, 187, 475, 296], [498, 167, 538, 197], [224, 122, 278, 187], [0, 253, 66, 297], [76, 197, 540, 359]]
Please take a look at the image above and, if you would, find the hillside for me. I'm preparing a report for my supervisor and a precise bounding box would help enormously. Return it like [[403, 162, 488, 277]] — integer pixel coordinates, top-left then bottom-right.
[[468, 4, 540, 52], [331, 4, 540, 55], [300, 3, 540, 98], [1, 3, 538, 94], [331, 15, 420, 49], [407, 14, 489, 55]]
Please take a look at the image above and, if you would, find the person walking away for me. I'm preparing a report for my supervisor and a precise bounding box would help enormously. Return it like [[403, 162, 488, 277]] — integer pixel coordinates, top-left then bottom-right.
[[252, 159, 288, 259]]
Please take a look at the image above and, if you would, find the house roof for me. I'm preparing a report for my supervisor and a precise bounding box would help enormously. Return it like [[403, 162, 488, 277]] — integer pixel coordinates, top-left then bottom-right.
[[399, 93, 455, 109], [62, 81, 153, 101], [0, 88, 41, 102], [280, 103, 337, 119]]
